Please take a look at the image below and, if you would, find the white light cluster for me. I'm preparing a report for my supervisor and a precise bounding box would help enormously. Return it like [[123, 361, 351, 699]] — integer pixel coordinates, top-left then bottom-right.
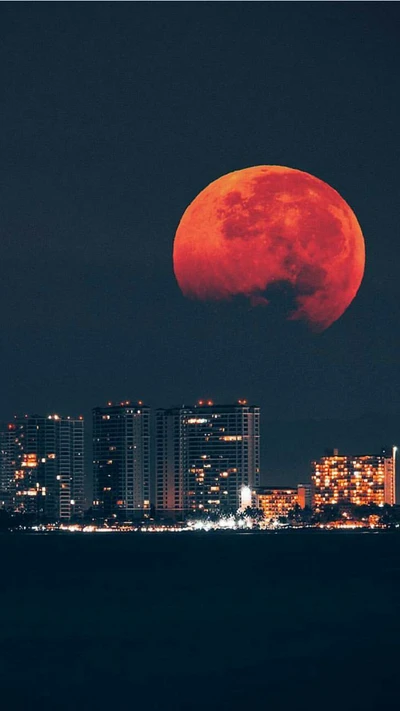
[[187, 516, 254, 532]]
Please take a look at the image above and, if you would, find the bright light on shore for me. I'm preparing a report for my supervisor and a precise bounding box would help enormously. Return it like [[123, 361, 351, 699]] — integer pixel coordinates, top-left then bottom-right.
[[240, 485, 252, 510]]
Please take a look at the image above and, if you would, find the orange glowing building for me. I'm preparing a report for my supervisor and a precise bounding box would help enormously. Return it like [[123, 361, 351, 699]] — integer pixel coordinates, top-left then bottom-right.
[[311, 448, 396, 510], [297, 483, 312, 509], [255, 486, 298, 521]]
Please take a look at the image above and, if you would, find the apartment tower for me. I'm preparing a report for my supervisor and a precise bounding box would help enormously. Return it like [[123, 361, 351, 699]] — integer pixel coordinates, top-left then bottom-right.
[[93, 402, 151, 519], [156, 401, 260, 518], [2, 414, 84, 520]]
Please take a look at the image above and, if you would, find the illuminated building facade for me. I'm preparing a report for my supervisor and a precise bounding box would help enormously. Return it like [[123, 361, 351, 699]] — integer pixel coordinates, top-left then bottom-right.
[[255, 486, 298, 521], [8, 414, 84, 520], [311, 448, 396, 509], [92, 402, 151, 519], [156, 401, 260, 517], [297, 483, 312, 509]]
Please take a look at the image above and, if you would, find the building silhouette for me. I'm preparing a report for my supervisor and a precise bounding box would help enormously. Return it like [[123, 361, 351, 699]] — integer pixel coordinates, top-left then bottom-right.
[[92, 402, 151, 519], [156, 401, 260, 518]]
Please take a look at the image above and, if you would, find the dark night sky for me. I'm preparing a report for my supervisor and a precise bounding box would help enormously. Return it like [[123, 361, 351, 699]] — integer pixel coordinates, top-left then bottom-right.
[[1, 3, 399, 487]]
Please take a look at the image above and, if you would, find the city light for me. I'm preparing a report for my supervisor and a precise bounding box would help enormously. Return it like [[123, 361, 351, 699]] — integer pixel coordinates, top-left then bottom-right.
[[312, 450, 396, 509], [240, 485, 252, 510], [0, 404, 398, 532]]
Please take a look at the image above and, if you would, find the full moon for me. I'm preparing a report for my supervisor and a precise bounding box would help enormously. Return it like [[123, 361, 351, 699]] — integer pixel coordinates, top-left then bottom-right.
[[173, 166, 365, 331]]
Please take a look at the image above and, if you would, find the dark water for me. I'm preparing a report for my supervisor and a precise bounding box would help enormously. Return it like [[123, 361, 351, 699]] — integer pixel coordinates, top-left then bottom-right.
[[1, 531, 399, 710]]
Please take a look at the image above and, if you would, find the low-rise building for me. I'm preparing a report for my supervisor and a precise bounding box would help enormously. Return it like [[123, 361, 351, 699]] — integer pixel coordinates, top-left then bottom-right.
[[311, 448, 396, 510], [255, 486, 298, 521]]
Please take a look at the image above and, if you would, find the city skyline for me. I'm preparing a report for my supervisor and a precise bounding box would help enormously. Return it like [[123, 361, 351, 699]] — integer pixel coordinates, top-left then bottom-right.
[[1, 399, 397, 521], [2, 399, 399, 491]]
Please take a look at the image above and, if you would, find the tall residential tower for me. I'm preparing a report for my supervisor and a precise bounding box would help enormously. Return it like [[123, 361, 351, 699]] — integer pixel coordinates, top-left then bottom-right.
[[156, 401, 260, 518], [93, 402, 151, 519], [1, 414, 84, 520], [0, 424, 20, 509]]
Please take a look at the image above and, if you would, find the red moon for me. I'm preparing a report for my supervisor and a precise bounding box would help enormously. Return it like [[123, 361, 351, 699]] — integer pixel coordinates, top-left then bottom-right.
[[173, 166, 365, 331]]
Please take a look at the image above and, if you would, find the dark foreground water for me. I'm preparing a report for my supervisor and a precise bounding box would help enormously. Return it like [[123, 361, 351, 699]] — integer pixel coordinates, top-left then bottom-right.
[[1, 531, 399, 710]]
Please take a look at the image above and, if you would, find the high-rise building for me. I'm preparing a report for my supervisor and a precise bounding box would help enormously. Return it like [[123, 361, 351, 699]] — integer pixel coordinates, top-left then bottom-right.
[[311, 447, 396, 509], [92, 402, 151, 519], [156, 401, 260, 517], [255, 486, 298, 521], [4, 414, 84, 520], [0, 424, 21, 509]]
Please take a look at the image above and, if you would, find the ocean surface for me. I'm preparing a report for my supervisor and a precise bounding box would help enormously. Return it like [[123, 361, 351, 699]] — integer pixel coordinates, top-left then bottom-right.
[[1, 530, 399, 710]]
